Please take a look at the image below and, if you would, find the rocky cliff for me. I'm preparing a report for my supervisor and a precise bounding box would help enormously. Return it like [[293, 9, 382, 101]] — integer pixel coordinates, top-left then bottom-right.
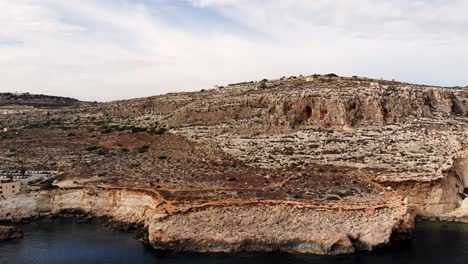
[[0, 75, 467, 254], [0, 187, 413, 254]]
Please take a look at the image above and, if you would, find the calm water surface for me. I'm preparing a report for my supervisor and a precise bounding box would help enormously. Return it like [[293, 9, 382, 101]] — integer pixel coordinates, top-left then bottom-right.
[[1, 218, 467, 264]]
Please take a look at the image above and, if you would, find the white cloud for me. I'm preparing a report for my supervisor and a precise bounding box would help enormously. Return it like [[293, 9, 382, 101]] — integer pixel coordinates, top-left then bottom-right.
[[1, 0, 468, 101]]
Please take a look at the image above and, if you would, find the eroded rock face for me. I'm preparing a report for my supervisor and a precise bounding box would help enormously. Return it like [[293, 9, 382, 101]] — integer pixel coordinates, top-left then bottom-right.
[[149, 205, 413, 255], [0, 188, 413, 255], [0, 226, 23, 241], [0, 189, 165, 223]]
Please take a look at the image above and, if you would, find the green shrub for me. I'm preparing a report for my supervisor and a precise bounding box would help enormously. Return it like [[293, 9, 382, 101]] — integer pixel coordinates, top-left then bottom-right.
[[325, 73, 338, 77], [97, 124, 167, 136], [96, 148, 108, 156], [130, 127, 147, 133], [85, 146, 100, 151], [149, 127, 167, 135], [100, 125, 124, 134], [130, 163, 141, 168], [135, 144, 151, 153], [100, 127, 113, 134]]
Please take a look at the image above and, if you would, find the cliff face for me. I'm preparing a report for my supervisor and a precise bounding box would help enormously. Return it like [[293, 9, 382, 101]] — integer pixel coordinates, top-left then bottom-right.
[[0, 75, 467, 254], [0, 189, 165, 223], [103, 78, 466, 130], [149, 205, 413, 254], [0, 187, 413, 255]]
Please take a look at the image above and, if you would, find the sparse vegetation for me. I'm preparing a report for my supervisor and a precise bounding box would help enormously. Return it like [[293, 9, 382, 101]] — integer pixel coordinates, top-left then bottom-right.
[[325, 73, 338, 78], [98, 124, 167, 136], [149, 127, 167, 135], [130, 163, 141, 168], [135, 144, 151, 153], [96, 148, 108, 156], [85, 146, 100, 151], [100, 126, 114, 134], [130, 126, 146, 133]]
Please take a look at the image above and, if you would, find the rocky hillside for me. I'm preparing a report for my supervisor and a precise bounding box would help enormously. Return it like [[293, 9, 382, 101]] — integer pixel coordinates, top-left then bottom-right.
[[0, 75, 467, 254], [0, 92, 80, 108]]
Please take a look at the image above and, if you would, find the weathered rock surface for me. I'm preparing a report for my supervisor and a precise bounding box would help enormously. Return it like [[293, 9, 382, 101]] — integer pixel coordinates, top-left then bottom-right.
[[0, 188, 413, 254], [0, 75, 467, 254], [0, 226, 23, 241], [149, 205, 413, 254]]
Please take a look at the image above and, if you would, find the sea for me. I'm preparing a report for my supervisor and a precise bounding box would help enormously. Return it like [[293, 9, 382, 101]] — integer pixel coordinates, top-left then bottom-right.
[[0, 218, 467, 264]]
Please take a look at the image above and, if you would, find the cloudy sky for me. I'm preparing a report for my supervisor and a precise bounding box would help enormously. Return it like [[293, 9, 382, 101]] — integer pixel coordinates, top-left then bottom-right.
[[1, 0, 468, 101]]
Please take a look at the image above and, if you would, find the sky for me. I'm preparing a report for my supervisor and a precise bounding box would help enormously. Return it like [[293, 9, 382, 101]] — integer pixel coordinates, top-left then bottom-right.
[[1, 0, 468, 101]]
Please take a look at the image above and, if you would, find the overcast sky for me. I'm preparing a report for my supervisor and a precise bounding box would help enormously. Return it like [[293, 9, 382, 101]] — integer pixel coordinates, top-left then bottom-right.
[[1, 0, 468, 101]]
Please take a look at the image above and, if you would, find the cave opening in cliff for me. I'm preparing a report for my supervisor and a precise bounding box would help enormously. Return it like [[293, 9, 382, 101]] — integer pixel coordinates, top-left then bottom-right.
[[302, 106, 312, 120]]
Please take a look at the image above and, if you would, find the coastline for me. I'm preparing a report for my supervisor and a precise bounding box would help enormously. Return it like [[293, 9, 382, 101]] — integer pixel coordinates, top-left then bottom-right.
[[0, 187, 414, 255], [0, 181, 466, 255]]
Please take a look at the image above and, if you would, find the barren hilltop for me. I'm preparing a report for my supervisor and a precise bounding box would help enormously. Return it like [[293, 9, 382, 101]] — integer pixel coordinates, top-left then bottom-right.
[[1, 75, 467, 254]]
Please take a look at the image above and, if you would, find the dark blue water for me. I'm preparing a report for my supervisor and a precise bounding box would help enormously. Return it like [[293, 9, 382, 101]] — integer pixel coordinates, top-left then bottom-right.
[[1, 218, 467, 264]]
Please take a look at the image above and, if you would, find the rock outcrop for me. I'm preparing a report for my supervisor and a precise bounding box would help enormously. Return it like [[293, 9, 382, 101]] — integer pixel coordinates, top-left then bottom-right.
[[149, 205, 413, 254], [0, 226, 23, 241], [0, 187, 413, 254]]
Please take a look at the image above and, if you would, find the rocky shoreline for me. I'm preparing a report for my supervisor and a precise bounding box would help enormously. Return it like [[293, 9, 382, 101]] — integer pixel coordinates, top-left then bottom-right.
[[0, 187, 414, 255], [0, 225, 23, 241], [0, 179, 465, 255]]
